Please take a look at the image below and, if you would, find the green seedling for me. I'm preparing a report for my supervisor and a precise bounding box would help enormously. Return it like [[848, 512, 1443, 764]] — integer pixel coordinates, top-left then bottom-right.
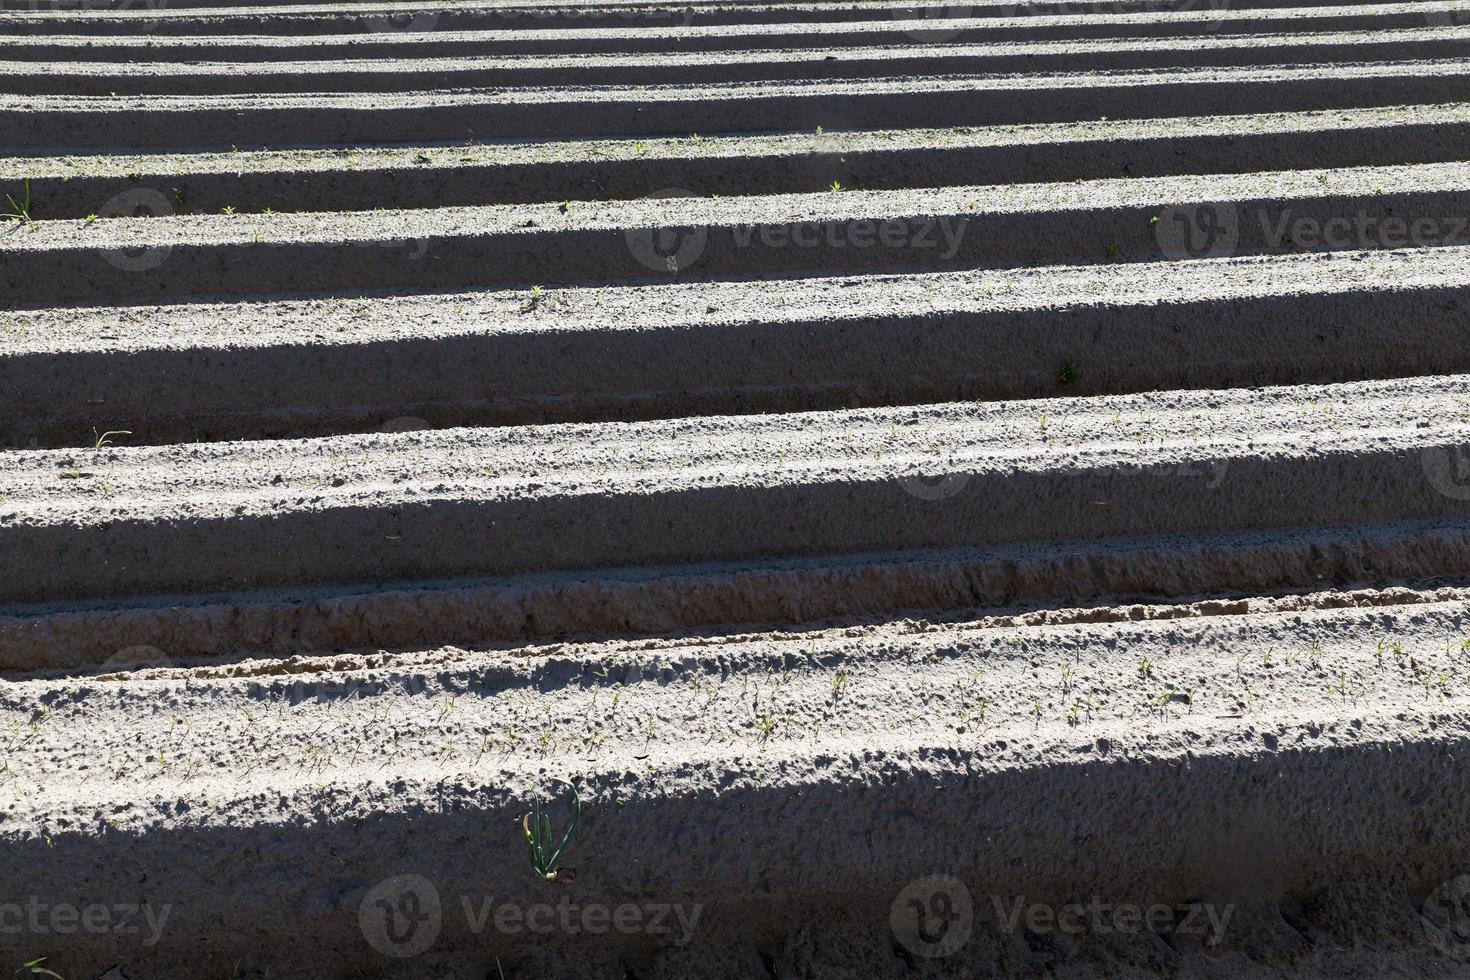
[[91, 428, 131, 450], [522, 781, 580, 883], [17, 959, 64, 979], [2, 179, 33, 226], [1058, 361, 1080, 385], [830, 180, 844, 192], [521, 284, 545, 314]]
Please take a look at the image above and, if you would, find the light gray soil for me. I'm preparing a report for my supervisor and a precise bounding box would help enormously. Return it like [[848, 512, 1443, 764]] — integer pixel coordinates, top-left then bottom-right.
[[8, 28, 1470, 93], [9, 59, 1470, 150], [7, 0, 1470, 976], [0, 0, 1415, 35], [5, 104, 1468, 218], [6, 160, 1470, 305], [3, 373, 1470, 602], [1, 247, 1469, 445], [6, 591, 1470, 976]]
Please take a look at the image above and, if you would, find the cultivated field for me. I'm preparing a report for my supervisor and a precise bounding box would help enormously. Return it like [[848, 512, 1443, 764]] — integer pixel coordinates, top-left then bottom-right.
[[3, 0, 1470, 976]]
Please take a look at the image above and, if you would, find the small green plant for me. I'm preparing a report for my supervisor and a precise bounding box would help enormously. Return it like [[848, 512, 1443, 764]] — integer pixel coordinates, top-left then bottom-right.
[[83, 213, 98, 225], [2, 179, 33, 226], [17, 959, 64, 979], [830, 180, 844, 192], [1059, 663, 1077, 690], [91, 428, 131, 450], [221, 205, 236, 215], [521, 284, 545, 314], [522, 781, 580, 883], [1058, 361, 1080, 385]]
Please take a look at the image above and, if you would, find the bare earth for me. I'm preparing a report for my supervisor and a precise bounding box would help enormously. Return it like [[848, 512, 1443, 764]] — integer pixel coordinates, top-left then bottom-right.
[[4, 0, 1470, 977]]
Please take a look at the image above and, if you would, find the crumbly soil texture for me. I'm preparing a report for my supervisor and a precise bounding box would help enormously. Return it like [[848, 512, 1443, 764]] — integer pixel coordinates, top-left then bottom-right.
[[4, 0, 1470, 977]]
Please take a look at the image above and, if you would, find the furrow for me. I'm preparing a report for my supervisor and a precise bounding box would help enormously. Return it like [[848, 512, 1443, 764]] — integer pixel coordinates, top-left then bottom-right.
[[4, 163, 1469, 305], [5, 2, 1469, 59], [3, 375, 1470, 603], [6, 103, 1465, 219], [3, 248, 1470, 446], [8, 61, 1470, 152], [9, 28, 1470, 95], [0, 0, 1412, 36], [6, 0, 1470, 975], [3, 593, 1470, 977], [3, 522, 1469, 670]]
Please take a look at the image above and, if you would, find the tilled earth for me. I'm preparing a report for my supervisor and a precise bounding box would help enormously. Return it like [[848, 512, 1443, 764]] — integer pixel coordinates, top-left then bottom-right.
[[3, 0, 1470, 977]]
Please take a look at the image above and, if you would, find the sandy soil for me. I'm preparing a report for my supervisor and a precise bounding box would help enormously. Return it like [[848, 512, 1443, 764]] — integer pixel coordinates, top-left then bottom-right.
[[7, 591, 1470, 976], [6, 0, 1470, 975]]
